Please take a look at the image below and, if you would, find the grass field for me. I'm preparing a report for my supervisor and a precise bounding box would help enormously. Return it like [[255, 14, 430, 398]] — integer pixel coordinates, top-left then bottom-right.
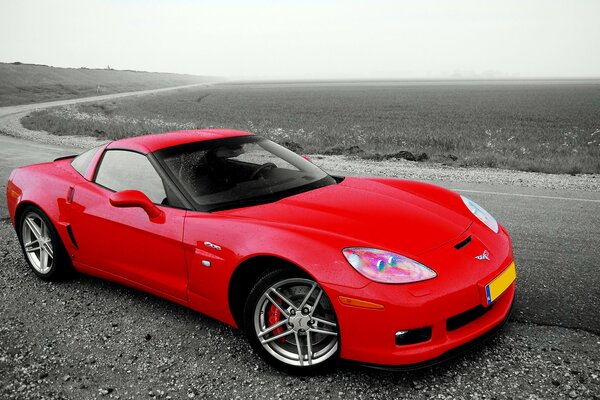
[[21, 80, 600, 174], [0, 62, 214, 106]]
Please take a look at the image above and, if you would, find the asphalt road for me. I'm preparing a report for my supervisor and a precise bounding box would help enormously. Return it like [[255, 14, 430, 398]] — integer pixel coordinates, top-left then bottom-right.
[[449, 181, 600, 334], [1, 134, 599, 337], [0, 135, 82, 218]]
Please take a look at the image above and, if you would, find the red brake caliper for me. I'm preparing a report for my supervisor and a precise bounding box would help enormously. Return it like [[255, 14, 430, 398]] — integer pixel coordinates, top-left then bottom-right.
[[267, 298, 287, 343]]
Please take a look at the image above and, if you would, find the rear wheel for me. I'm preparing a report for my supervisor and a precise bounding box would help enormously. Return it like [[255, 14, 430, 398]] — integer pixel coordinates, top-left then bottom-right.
[[243, 268, 340, 374], [18, 206, 71, 280]]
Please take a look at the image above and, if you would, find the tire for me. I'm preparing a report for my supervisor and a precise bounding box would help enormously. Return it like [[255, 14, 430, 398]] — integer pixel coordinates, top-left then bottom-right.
[[243, 268, 340, 374], [17, 205, 72, 281]]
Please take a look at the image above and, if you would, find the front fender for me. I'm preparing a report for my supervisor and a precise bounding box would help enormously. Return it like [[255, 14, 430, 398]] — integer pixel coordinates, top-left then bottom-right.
[[182, 212, 371, 325]]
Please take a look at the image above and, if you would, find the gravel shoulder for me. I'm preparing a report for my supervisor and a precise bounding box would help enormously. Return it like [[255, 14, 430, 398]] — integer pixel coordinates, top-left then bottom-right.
[[0, 109, 107, 149], [1, 221, 599, 400], [311, 155, 600, 193]]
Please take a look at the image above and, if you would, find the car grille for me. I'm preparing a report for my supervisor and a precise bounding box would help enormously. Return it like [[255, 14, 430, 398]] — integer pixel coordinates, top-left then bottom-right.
[[446, 304, 493, 332]]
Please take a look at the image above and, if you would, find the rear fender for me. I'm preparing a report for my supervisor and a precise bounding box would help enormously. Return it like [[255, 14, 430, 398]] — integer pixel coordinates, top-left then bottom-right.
[[9, 160, 86, 251], [6, 169, 21, 227]]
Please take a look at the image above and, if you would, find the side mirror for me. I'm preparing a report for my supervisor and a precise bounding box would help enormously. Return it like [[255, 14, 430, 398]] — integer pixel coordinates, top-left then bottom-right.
[[109, 190, 162, 219]]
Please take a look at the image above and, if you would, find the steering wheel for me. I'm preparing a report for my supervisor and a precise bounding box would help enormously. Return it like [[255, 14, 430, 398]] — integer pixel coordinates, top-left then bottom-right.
[[249, 162, 277, 180]]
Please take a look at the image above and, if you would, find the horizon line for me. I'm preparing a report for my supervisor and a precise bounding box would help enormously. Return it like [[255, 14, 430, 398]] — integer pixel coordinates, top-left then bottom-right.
[[2, 61, 599, 82]]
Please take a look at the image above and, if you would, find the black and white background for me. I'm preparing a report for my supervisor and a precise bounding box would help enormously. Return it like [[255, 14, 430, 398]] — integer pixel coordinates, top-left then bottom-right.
[[0, 1, 599, 399]]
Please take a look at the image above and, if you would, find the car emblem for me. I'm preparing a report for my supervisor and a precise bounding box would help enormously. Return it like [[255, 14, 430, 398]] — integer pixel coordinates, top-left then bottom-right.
[[475, 250, 490, 260], [204, 241, 222, 251]]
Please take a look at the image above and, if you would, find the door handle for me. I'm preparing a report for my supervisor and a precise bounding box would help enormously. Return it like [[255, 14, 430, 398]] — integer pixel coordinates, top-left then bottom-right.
[[66, 186, 75, 204]]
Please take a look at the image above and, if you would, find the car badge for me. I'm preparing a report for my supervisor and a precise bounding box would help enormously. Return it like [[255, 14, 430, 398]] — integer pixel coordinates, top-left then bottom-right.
[[475, 250, 490, 261], [204, 241, 222, 251]]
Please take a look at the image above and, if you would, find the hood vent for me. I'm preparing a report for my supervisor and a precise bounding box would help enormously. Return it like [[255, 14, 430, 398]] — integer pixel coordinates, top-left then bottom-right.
[[454, 236, 472, 250]]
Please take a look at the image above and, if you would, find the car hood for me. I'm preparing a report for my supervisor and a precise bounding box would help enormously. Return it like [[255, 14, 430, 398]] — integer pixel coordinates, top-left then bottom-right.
[[219, 177, 472, 256]]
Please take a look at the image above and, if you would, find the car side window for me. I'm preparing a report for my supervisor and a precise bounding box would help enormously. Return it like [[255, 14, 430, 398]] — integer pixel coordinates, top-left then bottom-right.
[[94, 150, 167, 204], [71, 145, 102, 176]]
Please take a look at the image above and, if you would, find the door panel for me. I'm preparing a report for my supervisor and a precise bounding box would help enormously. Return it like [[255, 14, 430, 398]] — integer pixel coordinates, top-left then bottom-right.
[[70, 181, 188, 300], [181, 212, 240, 324]]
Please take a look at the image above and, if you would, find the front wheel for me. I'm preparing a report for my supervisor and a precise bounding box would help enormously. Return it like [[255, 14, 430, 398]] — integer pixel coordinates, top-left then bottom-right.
[[243, 269, 340, 374]]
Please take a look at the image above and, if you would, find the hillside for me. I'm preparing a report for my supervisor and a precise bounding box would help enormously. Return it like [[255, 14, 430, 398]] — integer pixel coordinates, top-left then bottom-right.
[[0, 62, 216, 106]]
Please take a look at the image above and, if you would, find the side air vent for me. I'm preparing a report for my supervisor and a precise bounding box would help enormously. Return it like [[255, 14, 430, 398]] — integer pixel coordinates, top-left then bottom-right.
[[454, 236, 472, 250], [66, 224, 79, 249]]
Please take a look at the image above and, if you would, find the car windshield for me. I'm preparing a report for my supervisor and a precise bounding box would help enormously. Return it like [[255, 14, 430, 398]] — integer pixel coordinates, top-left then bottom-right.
[[155, 136, 337, 211]]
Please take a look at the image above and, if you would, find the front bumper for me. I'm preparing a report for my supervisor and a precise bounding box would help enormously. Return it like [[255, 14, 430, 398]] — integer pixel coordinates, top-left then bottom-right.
[[323, 219, 516, 367], [359, 288, 514, 371], [326, 277, 515, 366]]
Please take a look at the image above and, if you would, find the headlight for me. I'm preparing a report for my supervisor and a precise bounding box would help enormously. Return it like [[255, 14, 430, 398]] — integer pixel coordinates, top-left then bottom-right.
[[461, 195, 499, 233], [342, 247, 437, 284]]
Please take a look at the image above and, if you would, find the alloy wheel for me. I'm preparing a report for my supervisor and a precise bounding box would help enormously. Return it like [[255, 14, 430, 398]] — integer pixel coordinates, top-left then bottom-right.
[[21, 212, 54, 274], [253, 277, 339, 367]]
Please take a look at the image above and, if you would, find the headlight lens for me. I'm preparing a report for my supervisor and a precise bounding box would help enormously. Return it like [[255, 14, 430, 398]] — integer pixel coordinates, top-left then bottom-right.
[[342, 247, 437, 284], [461, 195, 499, 233]]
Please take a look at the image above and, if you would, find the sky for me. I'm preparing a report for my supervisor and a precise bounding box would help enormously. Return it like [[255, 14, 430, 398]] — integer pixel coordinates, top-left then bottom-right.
[[1, 0, 599, 80]]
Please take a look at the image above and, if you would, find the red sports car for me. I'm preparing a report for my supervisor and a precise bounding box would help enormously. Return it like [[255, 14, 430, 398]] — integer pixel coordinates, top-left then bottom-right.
[[6, 129, 516, 373]]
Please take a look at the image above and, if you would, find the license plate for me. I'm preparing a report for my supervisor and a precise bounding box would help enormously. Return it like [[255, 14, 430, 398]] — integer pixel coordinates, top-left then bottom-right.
[[485, 262, 516, 305]]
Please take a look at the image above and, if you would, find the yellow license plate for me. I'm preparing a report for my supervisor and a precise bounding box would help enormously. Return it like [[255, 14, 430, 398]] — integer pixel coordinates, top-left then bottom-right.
[[485, 262, 516, 305]]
